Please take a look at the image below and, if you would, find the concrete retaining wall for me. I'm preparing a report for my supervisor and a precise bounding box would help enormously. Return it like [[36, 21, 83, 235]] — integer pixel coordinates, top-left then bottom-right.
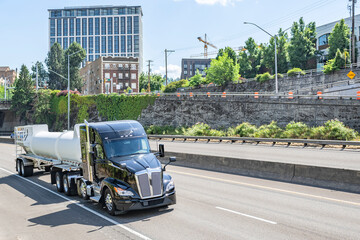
[[163, 151, 360, 194]]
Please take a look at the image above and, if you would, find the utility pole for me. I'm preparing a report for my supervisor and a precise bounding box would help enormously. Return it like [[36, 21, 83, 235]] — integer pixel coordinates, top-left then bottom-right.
[[348, 4, 353, 68], [165, 49, 175, 85], [147, 60, 153, 92], [36, 62, 39, 92], [352, 0, 356, 64]]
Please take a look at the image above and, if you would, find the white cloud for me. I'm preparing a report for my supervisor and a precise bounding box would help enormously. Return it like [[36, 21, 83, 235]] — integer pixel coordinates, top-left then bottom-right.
[[153, 64, 181, 79], [195, 0, 242, 6]]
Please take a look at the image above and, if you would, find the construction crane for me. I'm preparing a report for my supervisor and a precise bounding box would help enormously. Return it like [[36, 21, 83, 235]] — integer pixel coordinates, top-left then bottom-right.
[[190, 46, 246, 58], [197, 34, 217, 58]]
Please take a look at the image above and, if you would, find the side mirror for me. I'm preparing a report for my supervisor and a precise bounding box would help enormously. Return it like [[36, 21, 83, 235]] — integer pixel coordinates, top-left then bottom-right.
[[163, 156, 176, 171], [158, 144, 165, 158]]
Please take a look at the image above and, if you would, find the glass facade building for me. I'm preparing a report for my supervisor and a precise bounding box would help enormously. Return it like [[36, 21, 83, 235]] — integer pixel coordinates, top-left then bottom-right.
[[48, 5, 143, 68]]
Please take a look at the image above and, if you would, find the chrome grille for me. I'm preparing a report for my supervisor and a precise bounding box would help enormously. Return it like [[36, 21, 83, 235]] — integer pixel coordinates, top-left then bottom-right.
[[136, 169, 163, 199]]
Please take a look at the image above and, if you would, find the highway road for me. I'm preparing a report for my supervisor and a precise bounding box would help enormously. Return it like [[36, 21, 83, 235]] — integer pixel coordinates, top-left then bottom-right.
[[149, 139, 360, 170], [0, 142, 359, 239]]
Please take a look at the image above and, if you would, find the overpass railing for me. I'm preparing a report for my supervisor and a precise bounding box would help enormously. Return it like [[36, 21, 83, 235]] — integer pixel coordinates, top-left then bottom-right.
[[148, 135, 360, 149]]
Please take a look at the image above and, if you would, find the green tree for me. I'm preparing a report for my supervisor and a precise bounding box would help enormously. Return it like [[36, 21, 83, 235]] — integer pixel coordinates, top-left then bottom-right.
[[206, 52, 240, 85], [46, 43, 65, 90], [11, 65, 35, 123], [238, 37, 263, 78], [288, 18, 317, 69], [263, 29, 289, 74], [216, 47, 237, 64], [64, 42, 86, 91], [323, 49, 349, 74], [328, 19, 350, 59], [139, 73, 165, 92], [189, 70, 204, 87], [31, 61, 48, 88]]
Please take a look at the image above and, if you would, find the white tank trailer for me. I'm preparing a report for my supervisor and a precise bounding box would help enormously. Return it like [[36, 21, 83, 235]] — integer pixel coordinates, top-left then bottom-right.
[[18, 124, 81, 164], [14, 120, 177, 215]]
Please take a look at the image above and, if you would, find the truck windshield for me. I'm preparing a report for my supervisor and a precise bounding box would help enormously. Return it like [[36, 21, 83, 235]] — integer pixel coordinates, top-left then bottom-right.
[[103, 136, 150, 159]]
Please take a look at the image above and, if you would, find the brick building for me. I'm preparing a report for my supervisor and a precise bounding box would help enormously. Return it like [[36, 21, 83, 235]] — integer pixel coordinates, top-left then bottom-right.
[[0, 67, 17, 85], [81, 56, 139, 95]]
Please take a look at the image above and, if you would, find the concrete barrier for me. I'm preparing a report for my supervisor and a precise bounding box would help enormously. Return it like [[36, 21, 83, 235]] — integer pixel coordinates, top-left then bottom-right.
[[162, 151, 360, 194]]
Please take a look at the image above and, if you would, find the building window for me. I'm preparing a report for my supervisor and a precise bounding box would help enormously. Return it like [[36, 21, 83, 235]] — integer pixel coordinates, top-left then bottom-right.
[[131, 64, 136, 70], [114, 36, 119, 53], [50, 38, 55, 47], [95, 18, 100, 35], [89, 37, 93, 53], [134, 16, 139, 34], [70, 37, 74, 44], [127, 16, 132, 34], [121, 36, 126, 53], [88, 18, 93, 35], [76, 19, 81, 36], [127, 36, 132, 52], [101, 17, 106, 35], [108, 36, 113, 53], [57, 19, 62, 36], [89, 9, 95, 16], [125, 73, 129, 78], [63, 38, 68, 49], [134, 35, 139, 53], [131, 83, 136, 89], [95, 36, 100, 53], [114, 17, 119, 34], [119, 8, 126, 15], [121, 17, 125, 34], [57, 38, 62, 45], [119, 73, 123, 79], [76, 37, 81, 44], [108, 17, 113, 34], [63, 19, 68, 36], [95, 55, 100, 60], [82, 18, 87, 35], [105, 72, 110, 78], [101, 36, 106, 53], [318, 33, 330, 46], [89, 55, 94, 61], [131, 73, 136, 80], [82, 37, 87, 50], [70, 19, 74, 36], [50, 19, 55, 36]]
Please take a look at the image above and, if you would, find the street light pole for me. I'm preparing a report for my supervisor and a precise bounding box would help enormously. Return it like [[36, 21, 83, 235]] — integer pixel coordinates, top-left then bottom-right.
[[244, 22, 279, 94], [165, 49, 175, 85]]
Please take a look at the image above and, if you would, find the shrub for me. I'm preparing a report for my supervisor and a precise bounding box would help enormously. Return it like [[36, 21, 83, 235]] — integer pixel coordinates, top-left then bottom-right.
[[254, 121, 283, 138], [183, 123, 211, 136], [323, 49, 349, 74], [145, 125, 183, 135], [163, 79, 189, 93], [310, 119, 357, 140], [287, 68, 305, 77], [282, 121, 310, 139], [234, 122, 257, 137]]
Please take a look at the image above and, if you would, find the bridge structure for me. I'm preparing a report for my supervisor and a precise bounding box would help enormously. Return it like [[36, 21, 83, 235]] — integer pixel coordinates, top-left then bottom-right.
[[0, 100, 19, 135]]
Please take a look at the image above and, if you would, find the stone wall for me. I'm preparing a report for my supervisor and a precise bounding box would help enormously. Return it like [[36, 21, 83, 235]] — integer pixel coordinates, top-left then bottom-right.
[[138, 95, 360, 131], [184, 68, 360, 94]]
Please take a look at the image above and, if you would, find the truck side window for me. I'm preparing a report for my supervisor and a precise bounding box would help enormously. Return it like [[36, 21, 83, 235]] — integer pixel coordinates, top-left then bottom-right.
[[94, 132, 105, 159]]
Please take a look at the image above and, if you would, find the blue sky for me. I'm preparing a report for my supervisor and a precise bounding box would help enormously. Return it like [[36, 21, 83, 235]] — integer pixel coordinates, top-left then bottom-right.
[[0, 0, 352, 78]]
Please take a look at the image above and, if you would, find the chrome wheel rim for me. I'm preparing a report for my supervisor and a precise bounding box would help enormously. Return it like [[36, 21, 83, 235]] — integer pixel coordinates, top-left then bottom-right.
[[80, 182, 87, 197], [63, 177, 68, 193], [105, 193, 113, 211], [56, 174, 61, 189]]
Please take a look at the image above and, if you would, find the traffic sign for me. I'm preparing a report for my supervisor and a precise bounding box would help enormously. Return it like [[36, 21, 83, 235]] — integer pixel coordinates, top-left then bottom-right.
[[347, 71, 356, 79]]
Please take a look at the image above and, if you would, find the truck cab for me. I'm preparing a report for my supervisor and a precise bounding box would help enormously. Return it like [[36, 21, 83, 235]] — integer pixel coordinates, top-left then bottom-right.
[[78, 120, 176, 215]]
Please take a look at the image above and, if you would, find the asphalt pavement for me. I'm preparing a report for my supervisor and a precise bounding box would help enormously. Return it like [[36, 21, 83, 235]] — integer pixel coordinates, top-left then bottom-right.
[[0, 143, 359, 240]]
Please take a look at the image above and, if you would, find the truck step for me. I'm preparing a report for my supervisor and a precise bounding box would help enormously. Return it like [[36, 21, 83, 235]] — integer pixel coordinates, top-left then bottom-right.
[[90, 195, 101, 202]]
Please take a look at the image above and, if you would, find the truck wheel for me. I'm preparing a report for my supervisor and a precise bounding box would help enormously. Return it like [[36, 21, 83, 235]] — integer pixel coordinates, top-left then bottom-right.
[[17, 160, 23, 176], [104, 188, 116, 216], [78, 180, 89, 200], [55, 172, 64, 192], [23, 165, 33, 177], [63, 174, 76, 196]]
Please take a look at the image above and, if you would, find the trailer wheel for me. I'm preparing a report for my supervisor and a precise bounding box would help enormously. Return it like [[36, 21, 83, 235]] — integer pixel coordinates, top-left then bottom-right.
[[55, 172, 64, 192], [104, 188, 116, 216], [78, 180, 89, 200], [22, 164, 33, 177], [63, 173, 76, 196], [17, 160, 23, 176]]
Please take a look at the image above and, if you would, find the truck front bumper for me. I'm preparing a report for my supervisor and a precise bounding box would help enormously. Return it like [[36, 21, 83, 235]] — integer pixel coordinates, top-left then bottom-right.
[[113, 191, 176, 213]]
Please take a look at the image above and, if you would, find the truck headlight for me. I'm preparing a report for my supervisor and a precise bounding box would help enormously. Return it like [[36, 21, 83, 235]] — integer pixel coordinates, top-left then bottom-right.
[[114, 187, 134, 197], [165, 180, 175, 192]]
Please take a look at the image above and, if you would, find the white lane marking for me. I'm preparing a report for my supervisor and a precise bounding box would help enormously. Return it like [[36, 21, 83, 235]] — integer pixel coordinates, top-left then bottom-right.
[[169, 170, 360, 207], [0, 167, 152, 240], [216, 206, 277, 225]]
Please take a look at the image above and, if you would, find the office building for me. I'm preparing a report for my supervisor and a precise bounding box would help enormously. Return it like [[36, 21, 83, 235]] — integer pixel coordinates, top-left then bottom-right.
[[80, 56, 139, 95], [181, 58, 212, 79], [48, 6, 143, 69], [0, 66, 17, 85]]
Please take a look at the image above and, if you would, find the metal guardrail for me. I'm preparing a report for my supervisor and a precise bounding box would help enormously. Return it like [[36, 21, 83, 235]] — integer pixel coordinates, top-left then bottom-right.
[[148, 135, 360, 149]]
